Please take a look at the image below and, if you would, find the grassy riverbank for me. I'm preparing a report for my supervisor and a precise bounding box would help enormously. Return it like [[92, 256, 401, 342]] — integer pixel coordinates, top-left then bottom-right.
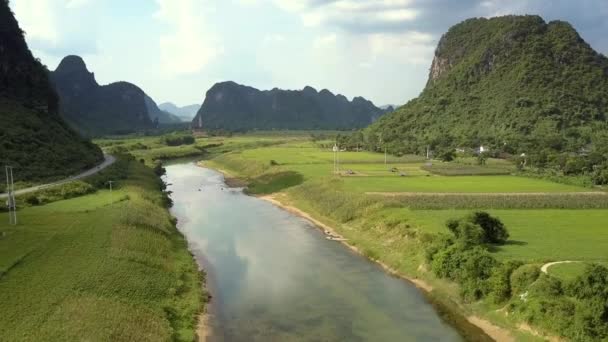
[[0, 156, 206, 341], [198, 133, 608, 342]]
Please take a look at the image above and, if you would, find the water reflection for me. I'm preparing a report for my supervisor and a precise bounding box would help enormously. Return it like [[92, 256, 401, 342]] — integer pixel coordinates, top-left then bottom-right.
[[166, 163, 463, 341]]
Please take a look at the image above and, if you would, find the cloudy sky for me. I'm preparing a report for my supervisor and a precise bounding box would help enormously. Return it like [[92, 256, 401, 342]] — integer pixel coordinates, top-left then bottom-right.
[[10, 0, 608, 107]]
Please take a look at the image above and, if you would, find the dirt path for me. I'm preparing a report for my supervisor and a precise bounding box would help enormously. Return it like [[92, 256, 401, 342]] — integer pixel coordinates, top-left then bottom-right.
[[541, 260, 580, 274], [366, 191, 606, 196]]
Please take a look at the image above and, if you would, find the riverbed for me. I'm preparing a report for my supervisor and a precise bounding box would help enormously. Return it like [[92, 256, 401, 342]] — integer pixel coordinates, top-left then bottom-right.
[[165, 162, 464, 341]]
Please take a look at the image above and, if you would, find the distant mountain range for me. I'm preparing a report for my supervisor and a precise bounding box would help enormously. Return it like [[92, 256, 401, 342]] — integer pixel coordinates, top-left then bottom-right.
[[158, 102, 200, 122], [49, 56, 181, 135], [0, 2, 102, 181], [191, 81, 390, 131]]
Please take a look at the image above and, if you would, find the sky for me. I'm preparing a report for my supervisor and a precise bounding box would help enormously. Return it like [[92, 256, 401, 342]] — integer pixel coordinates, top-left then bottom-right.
[[10, 0, 608, 107]]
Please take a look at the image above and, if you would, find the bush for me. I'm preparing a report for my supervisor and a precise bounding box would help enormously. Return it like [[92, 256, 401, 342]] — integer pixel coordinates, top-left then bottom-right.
[[161, 134, 195, 146], [446, 211, 509, 245], [447, 219, 485, 246], [25, 195, 40, 206], [510, 264, 541, 295], [530, 274, 563, 297], [469, 211, 509, 244], [566, 263, 608, 300], [488, 260, 523, 303]]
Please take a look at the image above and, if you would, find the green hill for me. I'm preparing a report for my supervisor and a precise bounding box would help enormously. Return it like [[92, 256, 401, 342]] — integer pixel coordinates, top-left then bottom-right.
[[367, 15, 608, 180], [0, 1, 103, 182]]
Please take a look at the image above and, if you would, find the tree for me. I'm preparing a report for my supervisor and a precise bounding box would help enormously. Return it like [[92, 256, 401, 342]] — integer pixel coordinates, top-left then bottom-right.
[[437, 147, 456, 162], [469, 211, 509, 244]]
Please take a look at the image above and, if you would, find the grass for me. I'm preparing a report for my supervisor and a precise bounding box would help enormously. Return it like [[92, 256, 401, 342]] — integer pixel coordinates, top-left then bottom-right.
[[548, 261, 608, 281], [0, 158, 204, 341], [97, 133, 607, 341], [405, 209, 608, 262], [341, 175, 590, 193]]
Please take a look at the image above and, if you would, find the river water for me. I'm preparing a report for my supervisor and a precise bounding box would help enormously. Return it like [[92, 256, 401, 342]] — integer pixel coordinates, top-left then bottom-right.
[[165, 162, 464, 341]]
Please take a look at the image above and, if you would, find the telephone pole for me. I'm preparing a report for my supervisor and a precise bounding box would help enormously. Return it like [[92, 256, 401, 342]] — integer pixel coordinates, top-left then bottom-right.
[[107, 180, 114, 205], [384, 147, 387, 165], [5, 166, 17, 225]]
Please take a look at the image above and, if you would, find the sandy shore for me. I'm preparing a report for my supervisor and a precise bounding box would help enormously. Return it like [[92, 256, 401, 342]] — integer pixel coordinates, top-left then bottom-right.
[[259, 193, 516, 342]]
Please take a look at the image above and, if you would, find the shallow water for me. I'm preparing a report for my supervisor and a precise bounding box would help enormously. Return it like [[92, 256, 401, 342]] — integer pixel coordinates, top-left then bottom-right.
[[165, 162, 463, 341]]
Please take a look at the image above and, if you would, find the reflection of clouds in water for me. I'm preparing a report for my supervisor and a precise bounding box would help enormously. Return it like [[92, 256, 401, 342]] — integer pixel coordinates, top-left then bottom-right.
[[166, 164, 463, 342]]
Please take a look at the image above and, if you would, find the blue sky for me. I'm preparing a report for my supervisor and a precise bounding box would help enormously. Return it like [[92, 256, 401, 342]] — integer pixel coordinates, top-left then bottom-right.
[[10, 0, 608, 107]]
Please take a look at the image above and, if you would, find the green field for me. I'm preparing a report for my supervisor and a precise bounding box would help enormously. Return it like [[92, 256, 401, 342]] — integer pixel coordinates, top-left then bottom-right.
[[341, 175, 591, 193], [0, 158, 203, 341], [405, 209, 608, 261]]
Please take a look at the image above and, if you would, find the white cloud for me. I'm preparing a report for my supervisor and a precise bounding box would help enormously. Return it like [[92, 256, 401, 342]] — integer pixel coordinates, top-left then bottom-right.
[[263, 33, 286, 45], [273, 0, 419, 30], [12, 0, 60, 44], [11, 0, 99, 56], [312, 33, 337, 49], [155, 0, 224, 76]]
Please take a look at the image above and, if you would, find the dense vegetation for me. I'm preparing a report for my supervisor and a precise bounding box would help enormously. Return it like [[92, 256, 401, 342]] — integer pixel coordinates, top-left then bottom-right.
[[367, 15, 608, 185], [0, 155, 206, 341], [0, 1, 103, 182], [427, 214, 608, 341], [192, 81, 389, 131]]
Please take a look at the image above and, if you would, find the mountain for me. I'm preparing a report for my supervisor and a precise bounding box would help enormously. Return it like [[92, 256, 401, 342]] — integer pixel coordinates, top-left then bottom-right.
[[191, 82, 386, 131], [367, 15, 608, 157], [50, 56, 172, 135], [158, 102, 200, 122], [0, 1, 103, 181], [144, 96, 182, 124]]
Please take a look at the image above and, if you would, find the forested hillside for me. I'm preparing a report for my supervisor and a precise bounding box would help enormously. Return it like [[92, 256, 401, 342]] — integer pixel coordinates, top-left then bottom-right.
[[367, 15, 608, 183], [0, 1, 102, 181], [192, 81, 388, 131]]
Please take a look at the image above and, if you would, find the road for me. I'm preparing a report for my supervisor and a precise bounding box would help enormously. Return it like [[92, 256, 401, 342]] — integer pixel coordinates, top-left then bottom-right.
[[0, 154, 116, 199]]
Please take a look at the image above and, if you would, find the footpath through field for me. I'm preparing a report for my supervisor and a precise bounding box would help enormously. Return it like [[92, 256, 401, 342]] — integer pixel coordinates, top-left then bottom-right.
[[0, 154, 116, 199]]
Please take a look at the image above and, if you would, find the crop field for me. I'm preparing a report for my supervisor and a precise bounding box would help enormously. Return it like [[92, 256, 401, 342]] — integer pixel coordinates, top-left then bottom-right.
[[341, 175, 590, 193], [201, 136, 608, 267], [421, 162, 513, 176], [0, 159, 203, 341]]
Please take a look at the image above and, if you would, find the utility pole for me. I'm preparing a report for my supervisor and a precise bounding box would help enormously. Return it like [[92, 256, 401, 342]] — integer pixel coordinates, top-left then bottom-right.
[[337, 144, 340, 174], [5, 166, 17, 225], [384, 146, 387, 165], [107, 180, 114, 205]]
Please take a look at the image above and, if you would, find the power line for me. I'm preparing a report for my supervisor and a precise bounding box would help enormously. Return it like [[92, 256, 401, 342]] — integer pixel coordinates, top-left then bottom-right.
[[5, 166, 17, 225]]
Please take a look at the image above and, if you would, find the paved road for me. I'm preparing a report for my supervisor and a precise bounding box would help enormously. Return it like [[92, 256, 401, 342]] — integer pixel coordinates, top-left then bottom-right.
[[0, 154, 116, 199]]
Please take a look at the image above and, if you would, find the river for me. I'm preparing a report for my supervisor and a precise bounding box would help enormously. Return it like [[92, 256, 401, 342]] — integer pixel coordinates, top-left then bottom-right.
[[165, 162, 464, 341]]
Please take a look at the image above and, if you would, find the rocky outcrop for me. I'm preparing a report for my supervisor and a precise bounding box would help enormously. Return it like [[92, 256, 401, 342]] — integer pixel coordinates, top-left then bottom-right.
[[0, 2, 103, 180], [50, 55, 175, 134]]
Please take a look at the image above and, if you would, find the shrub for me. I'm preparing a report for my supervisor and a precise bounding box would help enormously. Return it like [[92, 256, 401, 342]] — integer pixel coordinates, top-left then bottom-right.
[[446, 219, 485, 246], [161, 134, 195, 146], [488, 260, 523, 303], [510, 264, 541, 295], [25, 195, 40, 206], [566, 263, 608, 301], [269, 160, 279, 166], [468, 211, 509, 244], [445, 211, 509, 245], [529, 274, 563, 297]]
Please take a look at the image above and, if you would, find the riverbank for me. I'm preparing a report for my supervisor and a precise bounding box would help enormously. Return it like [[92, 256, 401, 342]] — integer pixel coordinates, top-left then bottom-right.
[[259, 193, 514, 342], [200, 160, 514, 341]]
